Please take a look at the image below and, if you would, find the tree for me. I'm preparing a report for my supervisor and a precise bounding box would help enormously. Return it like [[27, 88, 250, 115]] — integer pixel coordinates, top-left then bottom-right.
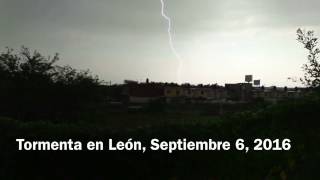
[[0, 46, 103, 121], [296, 28, 320, 87], [0, 46, 59, 85]]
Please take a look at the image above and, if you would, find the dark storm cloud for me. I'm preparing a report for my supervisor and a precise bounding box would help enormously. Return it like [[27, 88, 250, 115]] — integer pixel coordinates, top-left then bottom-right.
[[0, 0, 160, 35], [1, 0, 320, 37], [0, 0, 319, 84]]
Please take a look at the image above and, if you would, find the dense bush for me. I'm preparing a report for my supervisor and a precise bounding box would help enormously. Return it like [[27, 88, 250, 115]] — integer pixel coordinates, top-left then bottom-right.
[[1, 94, 320, 179], [0, 47, 104, 122]]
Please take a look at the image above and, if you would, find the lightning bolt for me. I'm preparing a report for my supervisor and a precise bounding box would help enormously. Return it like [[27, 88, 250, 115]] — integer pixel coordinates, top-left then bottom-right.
[[160, 0, 182, 83]]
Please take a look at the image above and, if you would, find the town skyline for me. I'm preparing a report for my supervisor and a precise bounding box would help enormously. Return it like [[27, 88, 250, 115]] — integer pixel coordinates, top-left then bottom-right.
[[111, 76, 303, 88]]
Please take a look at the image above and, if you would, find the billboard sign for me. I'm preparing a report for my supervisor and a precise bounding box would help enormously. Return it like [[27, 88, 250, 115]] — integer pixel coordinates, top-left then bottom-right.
[[253, 80, 261, 86], [245, 75, 253, 83]]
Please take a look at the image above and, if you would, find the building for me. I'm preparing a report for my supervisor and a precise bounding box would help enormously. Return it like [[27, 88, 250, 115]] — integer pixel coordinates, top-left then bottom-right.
[[123, 83, 164, 104], [225, 83, 253, 102], [115, 79, 308, 104], [252, 86, 307, 103], [163, 84, 227, 103]]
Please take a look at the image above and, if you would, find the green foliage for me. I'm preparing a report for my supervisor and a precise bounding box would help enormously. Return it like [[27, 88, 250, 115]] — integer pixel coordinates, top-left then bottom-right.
[[297, 28, 320, 87], [1, 95, 320, 179], [0, 46, 103, 122]]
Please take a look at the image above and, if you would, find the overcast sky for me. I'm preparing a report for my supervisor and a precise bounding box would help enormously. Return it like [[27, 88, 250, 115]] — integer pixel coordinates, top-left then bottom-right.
[[1, 0, 320, 86]]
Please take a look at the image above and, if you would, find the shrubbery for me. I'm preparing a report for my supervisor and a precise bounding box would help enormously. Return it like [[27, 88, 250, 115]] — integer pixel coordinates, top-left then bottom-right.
[[0, 93, 320, 179], [0, 47, 105, 122]]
